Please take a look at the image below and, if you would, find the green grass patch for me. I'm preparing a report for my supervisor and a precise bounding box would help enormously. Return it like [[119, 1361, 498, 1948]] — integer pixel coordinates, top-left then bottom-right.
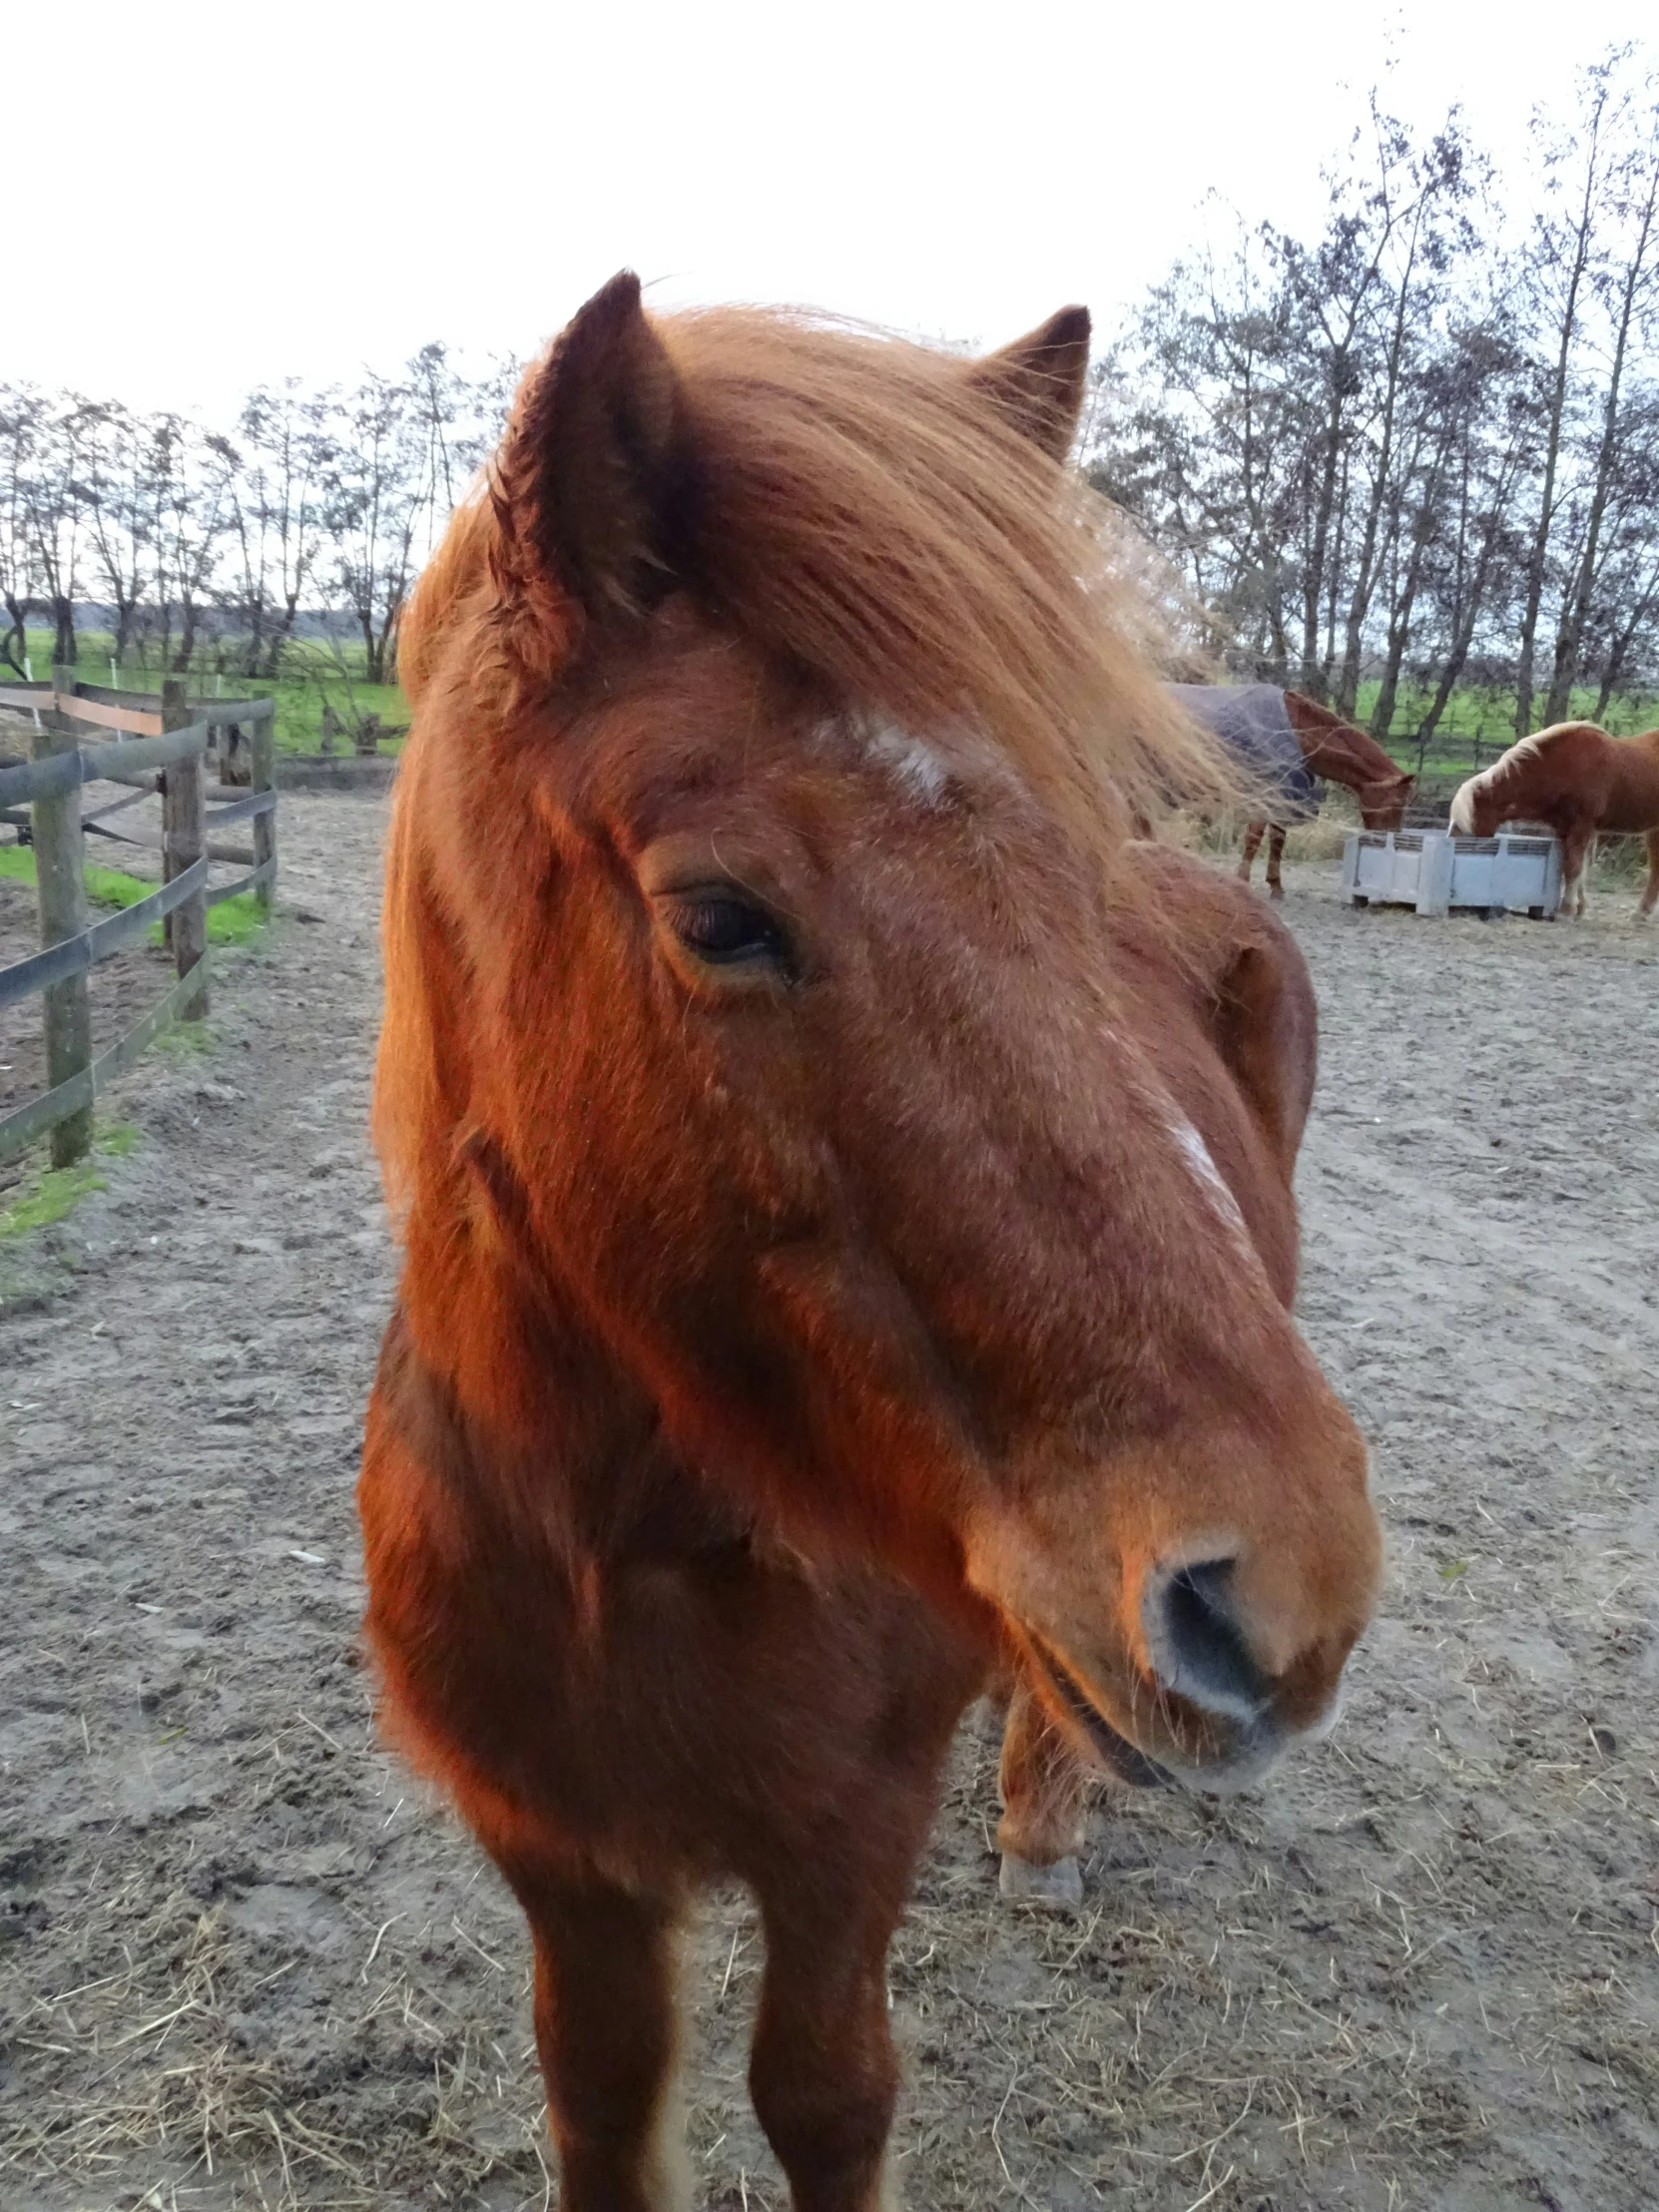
[[0, 846, 268, 945], [206, 891, 267, 946], [0, 1160, 106, 1237], [0, 1125, 136, 1240], [153, 1020, 214, 1058]]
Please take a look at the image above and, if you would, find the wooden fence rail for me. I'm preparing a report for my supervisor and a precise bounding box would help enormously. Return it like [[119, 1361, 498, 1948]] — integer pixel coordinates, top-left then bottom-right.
[[0, 672, 277, 1168]]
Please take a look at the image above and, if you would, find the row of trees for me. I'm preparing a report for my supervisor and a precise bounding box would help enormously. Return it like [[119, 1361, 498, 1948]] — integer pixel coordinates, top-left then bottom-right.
[[1082, 48, 1659, 737], [0, 348, 513, 688]]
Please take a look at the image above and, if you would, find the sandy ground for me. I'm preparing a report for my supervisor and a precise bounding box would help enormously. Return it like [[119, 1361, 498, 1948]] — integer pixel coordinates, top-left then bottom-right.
[[1, 795, 1655, 2212]]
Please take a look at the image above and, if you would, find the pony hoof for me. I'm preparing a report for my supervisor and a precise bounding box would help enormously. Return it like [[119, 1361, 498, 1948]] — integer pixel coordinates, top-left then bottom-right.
[[1268, 883, 1285, 901], [999, 1852, 1083, 1910]]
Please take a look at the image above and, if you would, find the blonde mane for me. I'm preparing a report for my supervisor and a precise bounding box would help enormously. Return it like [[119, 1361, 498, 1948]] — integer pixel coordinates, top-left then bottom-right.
[[1449, 725, 1578, 831]]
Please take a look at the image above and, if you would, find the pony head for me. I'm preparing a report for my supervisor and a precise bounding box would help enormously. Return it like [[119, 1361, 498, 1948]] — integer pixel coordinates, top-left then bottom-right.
[[377, 274, 1379, 1794], [1360, 773, 1413, 833]]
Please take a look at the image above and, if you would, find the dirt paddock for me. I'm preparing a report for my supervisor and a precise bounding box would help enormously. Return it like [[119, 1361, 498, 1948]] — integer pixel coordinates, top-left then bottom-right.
[[2, 795, 1656, 2211]]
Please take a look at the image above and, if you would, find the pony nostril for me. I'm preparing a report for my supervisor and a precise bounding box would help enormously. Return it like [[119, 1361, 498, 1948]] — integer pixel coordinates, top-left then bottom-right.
[[1146, 1557, 1273, 1725]]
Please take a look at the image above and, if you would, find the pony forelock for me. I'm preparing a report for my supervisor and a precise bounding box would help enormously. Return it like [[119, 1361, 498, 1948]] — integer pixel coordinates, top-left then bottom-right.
[[409, 303, 1234, 840]]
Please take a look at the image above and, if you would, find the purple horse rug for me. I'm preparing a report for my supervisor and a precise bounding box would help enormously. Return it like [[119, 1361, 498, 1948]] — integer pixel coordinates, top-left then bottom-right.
[[1167, 684, 1318, 823]]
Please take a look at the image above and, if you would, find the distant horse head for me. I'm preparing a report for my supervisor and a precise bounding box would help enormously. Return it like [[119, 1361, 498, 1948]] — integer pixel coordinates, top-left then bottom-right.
[[379, 275, 1380, 1792], [1282, 691, 1413, 833], [1449, 728, 1569, 838], [1358, 776, 1412, 833]]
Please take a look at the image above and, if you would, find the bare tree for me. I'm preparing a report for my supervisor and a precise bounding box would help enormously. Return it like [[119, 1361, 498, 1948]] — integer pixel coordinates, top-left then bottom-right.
[[1276, 100, 1465, 700], [323, 345, 501, 686], [149, 414, 237, 673], [1085, 220, 1314, 681], [1541, 72, 1659, 723], [225, 380, 334, 677], [324, 370, 423, 686], [1512, 57, 1630, 734], [81, 401, 157, 662], [20, 392, 96, 667], [0, 384, 41, 675]]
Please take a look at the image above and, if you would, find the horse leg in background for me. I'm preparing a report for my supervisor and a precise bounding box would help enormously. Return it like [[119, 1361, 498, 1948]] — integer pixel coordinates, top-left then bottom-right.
[[496, 1859, 688, 2212], [997, 1670, 1087, 1908], [1638, 829, 1659, 922], [1265, 823, 1288, 900], [1238, 820, 1266, 884], [1559, 825, 1594, 919]]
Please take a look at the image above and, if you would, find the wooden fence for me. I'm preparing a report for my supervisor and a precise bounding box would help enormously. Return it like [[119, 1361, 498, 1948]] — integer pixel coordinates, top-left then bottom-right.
[[0, 670, 276, 1168]]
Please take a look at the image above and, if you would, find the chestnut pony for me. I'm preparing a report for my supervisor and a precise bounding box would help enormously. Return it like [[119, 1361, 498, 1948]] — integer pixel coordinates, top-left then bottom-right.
[[1240, 692, 1414, 897], [359, 273, 1381, 2212], [1450, 721, 1659, 919]]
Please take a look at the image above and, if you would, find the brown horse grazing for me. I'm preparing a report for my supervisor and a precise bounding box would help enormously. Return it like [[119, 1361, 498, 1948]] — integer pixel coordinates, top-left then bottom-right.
[[1239, 691, 1414, 897], [1450, 722, 1659, 920], [996, 852, 1319, 1901], [359, 272, 1382, 2212]]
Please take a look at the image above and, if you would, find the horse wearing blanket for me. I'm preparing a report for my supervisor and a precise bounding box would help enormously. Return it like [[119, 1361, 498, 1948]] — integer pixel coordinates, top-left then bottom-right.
[[1170, 685, 1412, 896]]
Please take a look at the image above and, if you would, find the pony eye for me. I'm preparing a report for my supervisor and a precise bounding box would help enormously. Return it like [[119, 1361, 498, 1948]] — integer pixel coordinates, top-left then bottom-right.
[[670, 894, 789, 967]]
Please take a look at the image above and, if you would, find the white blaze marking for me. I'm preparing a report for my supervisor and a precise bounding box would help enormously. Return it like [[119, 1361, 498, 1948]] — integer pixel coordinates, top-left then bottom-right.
[[865, 723, 952, 807], [1163, 1108, 1250, 1242]]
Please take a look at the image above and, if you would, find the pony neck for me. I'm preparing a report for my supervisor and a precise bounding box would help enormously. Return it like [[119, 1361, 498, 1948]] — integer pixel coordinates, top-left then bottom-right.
[[394, 1197, 751, 1566]]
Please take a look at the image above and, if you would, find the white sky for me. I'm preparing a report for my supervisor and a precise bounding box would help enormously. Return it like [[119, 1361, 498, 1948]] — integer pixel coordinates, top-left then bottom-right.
[[14, 0, 1655, 417]]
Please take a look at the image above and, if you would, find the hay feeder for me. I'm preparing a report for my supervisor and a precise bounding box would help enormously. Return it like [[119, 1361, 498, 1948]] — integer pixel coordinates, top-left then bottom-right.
[[1342, 829, 1562, 919]]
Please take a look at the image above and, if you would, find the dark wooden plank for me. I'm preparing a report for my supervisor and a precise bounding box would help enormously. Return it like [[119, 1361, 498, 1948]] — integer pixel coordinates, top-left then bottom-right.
[[0, 954, 211, 1163], [78, 723, 212, 779], [0, 749, 78, 810], [160, 680, 208, 1019], [0, 857, 210, 1011], [251, 714, 276, 916], [197, 695, 276, 722], [206, 856, 276, 907], [203, 787, 277, 830], [34, 675, 95, 1166]]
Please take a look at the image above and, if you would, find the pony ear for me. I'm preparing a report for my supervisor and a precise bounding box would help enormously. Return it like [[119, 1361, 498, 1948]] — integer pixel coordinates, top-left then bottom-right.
[[965, 305, 1092, 461], [496, 270, 693, 625]]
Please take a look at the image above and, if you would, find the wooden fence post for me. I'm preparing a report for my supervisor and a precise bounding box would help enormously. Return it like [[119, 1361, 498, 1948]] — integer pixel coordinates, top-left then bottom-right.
[[160, 678, 209, 1017], [33, 669, 94, 1167], [252, 705, 276, 915]]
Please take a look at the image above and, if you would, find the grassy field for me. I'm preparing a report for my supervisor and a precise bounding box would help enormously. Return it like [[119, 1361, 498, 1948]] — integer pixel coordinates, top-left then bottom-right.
[[1350, 679, 1657, 782], [5, 628, 409, 758]]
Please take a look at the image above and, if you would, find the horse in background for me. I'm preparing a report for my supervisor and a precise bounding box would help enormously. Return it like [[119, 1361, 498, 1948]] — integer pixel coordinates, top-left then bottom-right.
[[1450, 722, 1659, 920], [360, 274, 1380, 2210], [1169, 686, 1413, 896]]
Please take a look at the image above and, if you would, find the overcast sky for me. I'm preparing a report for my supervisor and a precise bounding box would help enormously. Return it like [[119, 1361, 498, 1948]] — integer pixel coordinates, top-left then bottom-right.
[[13, 0, 1655, 417]]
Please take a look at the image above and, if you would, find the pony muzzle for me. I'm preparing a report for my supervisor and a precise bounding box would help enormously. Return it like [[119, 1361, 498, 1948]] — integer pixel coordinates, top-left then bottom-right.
[[978, 1502, 1374, 1796]]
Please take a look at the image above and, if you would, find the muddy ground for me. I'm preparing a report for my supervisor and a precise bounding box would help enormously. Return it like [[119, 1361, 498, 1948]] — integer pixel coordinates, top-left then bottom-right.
[[1, 795, 1655, 2211]]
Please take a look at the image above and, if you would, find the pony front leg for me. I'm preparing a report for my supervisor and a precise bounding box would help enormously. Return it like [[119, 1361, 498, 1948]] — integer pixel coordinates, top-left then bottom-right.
[[1238, 820, 1266, 884], [997, 1669, 1086, 1907], [501, 1860, 689, 2212], [1638, 830, 1659, 922], [1559, 827, 1593, 919], [749, 1884, 907, 2212]]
